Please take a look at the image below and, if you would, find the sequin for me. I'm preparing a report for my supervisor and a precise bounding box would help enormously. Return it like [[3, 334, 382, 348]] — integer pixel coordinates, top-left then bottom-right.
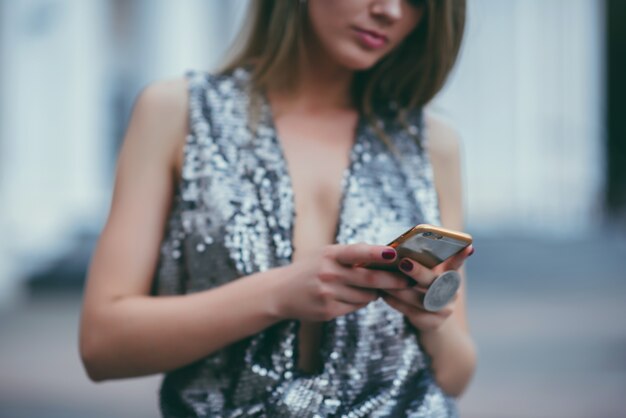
[[154, 68, 457, 417]]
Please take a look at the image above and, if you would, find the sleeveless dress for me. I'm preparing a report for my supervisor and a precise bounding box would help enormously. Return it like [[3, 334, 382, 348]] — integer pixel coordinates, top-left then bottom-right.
[[153, 67, 459, 417]]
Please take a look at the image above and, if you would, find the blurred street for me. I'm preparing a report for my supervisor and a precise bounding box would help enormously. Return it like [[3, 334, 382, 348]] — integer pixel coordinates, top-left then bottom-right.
[[0, 235, 625, 418], [459, 234, 626, 418]]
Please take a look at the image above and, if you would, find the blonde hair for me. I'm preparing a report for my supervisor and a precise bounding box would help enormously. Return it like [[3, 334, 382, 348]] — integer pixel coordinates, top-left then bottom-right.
[[221, 0, 466, 135]]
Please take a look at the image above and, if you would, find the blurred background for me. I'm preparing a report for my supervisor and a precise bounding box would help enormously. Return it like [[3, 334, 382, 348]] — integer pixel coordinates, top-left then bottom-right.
[[0, 0, 625, 417]]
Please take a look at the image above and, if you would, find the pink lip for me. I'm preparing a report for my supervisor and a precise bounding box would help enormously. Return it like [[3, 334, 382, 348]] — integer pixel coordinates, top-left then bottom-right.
[[353, 27, 389, 49]]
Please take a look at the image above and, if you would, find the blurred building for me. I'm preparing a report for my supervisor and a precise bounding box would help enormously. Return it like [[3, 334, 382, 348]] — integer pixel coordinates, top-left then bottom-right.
[[0, 0, 617, 305], [0, 0, 249, 304], [436, 0, 605, 237]]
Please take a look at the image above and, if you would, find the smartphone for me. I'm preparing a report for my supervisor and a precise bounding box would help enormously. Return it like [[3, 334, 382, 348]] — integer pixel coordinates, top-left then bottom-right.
[[368, 224, 472, 270]]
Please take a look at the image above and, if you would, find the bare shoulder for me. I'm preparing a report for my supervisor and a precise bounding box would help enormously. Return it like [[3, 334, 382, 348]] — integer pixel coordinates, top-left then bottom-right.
[[424, 112, 462, 165], [125, 77, 190, 172], [132, 77, 189, 145], [136, 77, 188, 116]]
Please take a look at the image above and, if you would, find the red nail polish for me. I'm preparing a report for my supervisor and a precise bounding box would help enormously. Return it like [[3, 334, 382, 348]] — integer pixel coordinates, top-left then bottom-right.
[[400, 259, 413, 271], [468, 247, 475, 256], [382, 249, 396, 260]]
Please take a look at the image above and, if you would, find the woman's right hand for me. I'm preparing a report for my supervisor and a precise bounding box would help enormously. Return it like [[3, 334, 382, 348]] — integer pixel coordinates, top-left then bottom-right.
[[272, 243, 413, 322]]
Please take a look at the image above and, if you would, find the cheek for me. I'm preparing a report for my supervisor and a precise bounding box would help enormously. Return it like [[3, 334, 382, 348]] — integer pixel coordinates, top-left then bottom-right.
[[307, 0, 355, 39], [306, 2, 370, 67]]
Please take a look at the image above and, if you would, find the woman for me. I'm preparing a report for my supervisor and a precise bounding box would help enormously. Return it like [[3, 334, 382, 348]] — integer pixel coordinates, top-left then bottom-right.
[[79, 0, 476, 416]]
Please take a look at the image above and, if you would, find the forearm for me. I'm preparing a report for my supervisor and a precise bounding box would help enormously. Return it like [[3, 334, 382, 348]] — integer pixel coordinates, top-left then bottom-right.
[[418, 319, 477, 397], [80, 266, 287, 381]]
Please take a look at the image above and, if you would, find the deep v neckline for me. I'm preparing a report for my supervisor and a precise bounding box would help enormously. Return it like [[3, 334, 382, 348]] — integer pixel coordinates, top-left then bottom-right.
[[260, 91, 365, 264]]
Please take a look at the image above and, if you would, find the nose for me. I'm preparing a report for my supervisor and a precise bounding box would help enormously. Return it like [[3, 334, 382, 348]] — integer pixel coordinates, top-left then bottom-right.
[[370, 0, 403, 23]]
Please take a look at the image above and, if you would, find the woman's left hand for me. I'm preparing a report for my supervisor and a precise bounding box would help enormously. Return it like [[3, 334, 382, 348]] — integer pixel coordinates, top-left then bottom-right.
[[380, 246, 473, 333]]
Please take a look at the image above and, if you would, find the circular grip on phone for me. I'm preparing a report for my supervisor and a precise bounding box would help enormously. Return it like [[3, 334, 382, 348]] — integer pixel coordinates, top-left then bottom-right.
[[423, 270, 461, 312]]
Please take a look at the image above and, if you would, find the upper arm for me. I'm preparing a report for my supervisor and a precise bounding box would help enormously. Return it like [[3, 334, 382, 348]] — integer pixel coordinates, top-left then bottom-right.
[[82, 78, 189, 314], [424, 112, 470, 331], [425, 113, 464, 231]]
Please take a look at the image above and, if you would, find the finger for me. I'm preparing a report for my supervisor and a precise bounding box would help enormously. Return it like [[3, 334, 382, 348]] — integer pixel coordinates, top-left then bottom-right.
[[332, 243, 397, 267], [381, 292, 421, 318], [382, 294, 454, 328], [438, 245, 474, 272], [344, 267, 413, 290], [330, 300, 369, 319], [384, 288, 425, 310], [333, 284, 380, 305], [384, 289, 458, 314], [397, 258, 438, 287]]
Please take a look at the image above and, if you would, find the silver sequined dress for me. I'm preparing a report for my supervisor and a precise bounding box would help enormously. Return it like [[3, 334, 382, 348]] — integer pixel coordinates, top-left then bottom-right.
[[153, 68, 459, 417]]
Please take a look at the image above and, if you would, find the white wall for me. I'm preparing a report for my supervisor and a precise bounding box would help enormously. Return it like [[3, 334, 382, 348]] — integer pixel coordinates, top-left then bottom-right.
[[433, 0, 605, 236], [137, 0, 249, 81], [0, 0, 250, 305], [0, 0, 110, 305]]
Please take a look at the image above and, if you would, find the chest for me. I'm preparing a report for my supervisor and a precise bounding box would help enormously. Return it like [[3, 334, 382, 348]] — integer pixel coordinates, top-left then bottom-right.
[[273, 111, 359, 258]]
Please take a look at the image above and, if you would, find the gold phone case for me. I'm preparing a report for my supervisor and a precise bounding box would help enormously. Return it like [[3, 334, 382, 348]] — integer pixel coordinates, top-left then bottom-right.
[[371, 224, 472, 270]]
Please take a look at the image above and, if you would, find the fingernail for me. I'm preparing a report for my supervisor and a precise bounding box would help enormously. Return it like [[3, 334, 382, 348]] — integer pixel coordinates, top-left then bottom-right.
[[399, 259, 413, 271], [468, 247, 475, 256], [382, 249, 396, 260]]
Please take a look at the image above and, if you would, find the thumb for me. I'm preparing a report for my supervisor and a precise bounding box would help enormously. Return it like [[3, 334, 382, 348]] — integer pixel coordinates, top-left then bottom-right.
[[438, 245, 474, 273]]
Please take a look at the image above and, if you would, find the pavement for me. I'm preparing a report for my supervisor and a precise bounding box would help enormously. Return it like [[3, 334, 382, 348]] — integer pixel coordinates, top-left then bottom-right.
[[1, 234, 625, 418]]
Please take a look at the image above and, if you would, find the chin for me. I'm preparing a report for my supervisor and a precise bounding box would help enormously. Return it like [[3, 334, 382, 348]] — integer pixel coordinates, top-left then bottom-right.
[[334, 50, 383, 71]]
